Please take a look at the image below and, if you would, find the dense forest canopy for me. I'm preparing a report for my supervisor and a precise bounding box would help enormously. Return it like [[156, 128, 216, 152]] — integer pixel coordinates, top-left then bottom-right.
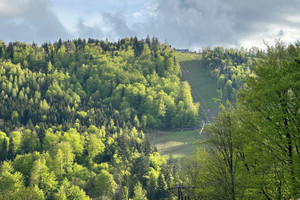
[[0, 37, 199, 199], [0, 37, 198, 132]]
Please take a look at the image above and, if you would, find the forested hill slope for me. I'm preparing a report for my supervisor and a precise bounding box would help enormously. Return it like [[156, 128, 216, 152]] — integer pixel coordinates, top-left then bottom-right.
[[0, 38, 198, 132], [0, 38, 198, 199]]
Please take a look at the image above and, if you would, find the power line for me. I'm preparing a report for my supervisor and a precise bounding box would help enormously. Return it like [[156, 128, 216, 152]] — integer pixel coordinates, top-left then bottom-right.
[[168, 183, 196, 200]]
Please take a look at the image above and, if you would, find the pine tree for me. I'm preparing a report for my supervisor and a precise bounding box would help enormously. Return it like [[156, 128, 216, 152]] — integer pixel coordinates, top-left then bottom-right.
[[156, 174, 169, 199], [1, 138, 8, 161], [7, 137, 14, 160]]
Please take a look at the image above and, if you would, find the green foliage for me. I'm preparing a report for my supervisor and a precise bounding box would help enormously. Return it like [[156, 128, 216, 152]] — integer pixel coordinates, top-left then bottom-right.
[[0, 161, 24, 198], [207, 102, 246, 199], [132, 182, 148, 200], [55, 178, 90, 200], [200, 46, 256, 101], [156, 173, 169, 199], [0, 124, 174, 199], [0, 137, 9, 162], [94, 170, 116, 198], [0, 38, 197, 132], [86, 134, 105, 163], [30, 158, 57, 197], [236, 41, 300, 199], [184, 102, 247, 200], [52, 142, 75, 176], [0, 38, 183, 199], [184, 148, 211, 199], [14, 186, 45, 200], [184, 41, 300, 199]]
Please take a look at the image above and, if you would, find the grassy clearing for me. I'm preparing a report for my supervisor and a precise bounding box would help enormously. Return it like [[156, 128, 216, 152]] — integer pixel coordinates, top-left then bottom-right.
[[147, 130, 205, 159], [175, 52, 218, 110], [180, 60, 220, 120], [180, 60, 219, 109], [174, 52, 201, 62]]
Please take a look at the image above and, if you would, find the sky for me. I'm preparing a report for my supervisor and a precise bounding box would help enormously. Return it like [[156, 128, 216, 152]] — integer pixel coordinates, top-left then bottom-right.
[[0, 0, 300, 49]]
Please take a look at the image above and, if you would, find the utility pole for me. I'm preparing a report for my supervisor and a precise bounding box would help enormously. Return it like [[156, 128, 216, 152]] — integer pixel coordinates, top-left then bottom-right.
[[168, 183, 196, 200]]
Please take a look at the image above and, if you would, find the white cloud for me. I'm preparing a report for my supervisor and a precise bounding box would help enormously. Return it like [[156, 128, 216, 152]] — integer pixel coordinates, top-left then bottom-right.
[[133, 12, 142, 18]]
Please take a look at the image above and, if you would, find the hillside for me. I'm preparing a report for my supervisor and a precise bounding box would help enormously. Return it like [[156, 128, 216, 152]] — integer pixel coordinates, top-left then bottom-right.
[[180, 60, 219, 121], [0, 38, 199, 199], [148, 49, 255, 159], [147, 52, 218, 160], [1, 38, 297, 199], [175, 52, 219, 121], [0, 38, 199, 132], [175, 49, 257, 120]]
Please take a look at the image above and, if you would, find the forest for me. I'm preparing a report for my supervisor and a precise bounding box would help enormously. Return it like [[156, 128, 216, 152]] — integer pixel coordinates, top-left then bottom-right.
[[0, 37, 198, 132], [0, 37, 299, 199], [0, 37, 197, 199]]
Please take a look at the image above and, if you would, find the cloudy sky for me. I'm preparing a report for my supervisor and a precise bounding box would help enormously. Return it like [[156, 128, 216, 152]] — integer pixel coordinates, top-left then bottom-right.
[[0, 0, 300, 49]]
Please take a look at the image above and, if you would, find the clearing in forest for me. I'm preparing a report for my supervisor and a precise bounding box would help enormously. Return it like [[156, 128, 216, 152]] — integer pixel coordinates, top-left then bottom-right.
[[148, 52, 220, 159], [177, 52, 219, 121], [148, 130, 205, 159]]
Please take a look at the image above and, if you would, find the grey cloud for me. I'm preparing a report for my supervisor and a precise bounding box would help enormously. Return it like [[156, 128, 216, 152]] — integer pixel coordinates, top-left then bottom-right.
[[1, 0, 299, 48], [137, 0, 238, 48], [77, 19, 104, 39], [0, 0, 28, 18], [229, 0, 300, 34], [75, 12, 138, 41], [127, 0, 300, 48], [74, 0, 239, 48], [0, 0, 69, 44], [101, 12, 136, 39]]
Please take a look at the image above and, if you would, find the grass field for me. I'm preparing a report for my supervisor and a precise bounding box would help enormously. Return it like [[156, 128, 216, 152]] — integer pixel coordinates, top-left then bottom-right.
[[180, 60, 220, 121], [175, 52, 219, 113], [147, 130, 205, 159], [181, 60, 219, 109], [174, 51, 201, 62]]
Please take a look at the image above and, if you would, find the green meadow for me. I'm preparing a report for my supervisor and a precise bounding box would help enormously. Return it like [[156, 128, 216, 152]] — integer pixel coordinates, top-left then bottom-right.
[[147, 130, 205, 159]]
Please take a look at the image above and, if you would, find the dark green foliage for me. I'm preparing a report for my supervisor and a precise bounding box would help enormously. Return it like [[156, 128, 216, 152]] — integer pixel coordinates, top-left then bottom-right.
[[7, 137, 14, 160], [131, 154, 150, 186], [1, 138, 8, 161], [156, 173, 169, 199]]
